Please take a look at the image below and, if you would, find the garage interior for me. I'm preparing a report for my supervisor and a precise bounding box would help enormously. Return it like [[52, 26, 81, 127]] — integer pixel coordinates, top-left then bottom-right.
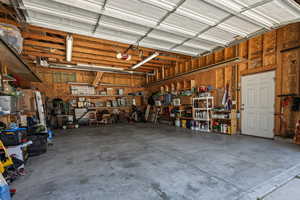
[[0, 0, 300, 199]]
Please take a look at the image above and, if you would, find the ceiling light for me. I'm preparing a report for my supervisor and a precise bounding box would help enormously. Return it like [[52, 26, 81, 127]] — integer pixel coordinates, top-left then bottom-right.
[[131, 52, 159, 70], [116, 52, 132, 61], [66, 34, 73, 62]]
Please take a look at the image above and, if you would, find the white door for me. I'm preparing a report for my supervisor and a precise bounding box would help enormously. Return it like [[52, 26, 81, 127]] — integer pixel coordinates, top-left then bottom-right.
[[241, 71, 275, 138]]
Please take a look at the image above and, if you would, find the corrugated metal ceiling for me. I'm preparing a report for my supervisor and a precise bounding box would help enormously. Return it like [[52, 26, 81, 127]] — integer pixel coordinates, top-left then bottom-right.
[[20, 0, 300, 56]]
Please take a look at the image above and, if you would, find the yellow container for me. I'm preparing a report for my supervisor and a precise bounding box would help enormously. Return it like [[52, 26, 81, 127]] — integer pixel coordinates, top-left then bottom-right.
[[181, 120, 187, 128], [0, 140, 13, 173]]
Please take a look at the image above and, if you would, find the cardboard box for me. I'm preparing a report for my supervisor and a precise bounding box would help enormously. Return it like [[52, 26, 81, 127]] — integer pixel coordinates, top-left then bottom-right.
[[18, 89, 36, 112], [106, 88, 114, 96], [20, 115, 27, 127]]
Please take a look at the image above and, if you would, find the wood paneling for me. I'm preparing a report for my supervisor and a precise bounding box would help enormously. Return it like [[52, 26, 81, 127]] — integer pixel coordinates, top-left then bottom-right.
[[148, 22, 300, 136]]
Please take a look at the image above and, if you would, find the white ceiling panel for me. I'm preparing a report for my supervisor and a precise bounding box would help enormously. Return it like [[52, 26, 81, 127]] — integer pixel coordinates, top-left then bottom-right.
[[147, 29, 188, 44], [140, 37, 176, 50], [100, 16, 150, 36], [177, 0, 230, 25], [139, 0, 181, 11], [238, 0, 268, 7], [173, 45, 205, 56], [218, 16, 262, 36], [184, 39, 221, 51], [253, 0, 300, 24], [202, 0, 245, 13], [22, 0, 99, 25], [50, 0, 105, 13], [27, 10, 94, 32], [95, 27, 141, 44], [199, 28, 238, 45], [159, 13, 210, 36], [20, 0, 300, 56], [104, 0, 167, 27]]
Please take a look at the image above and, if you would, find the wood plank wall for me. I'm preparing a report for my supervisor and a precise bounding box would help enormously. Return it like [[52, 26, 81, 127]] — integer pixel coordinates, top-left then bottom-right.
[[26, 67, 145, 101], [148, 22, 300, 136]]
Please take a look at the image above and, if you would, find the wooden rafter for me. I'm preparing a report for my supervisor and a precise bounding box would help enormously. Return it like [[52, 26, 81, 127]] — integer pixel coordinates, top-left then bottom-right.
[[0, 13, 189, 73], [92, 72, 104, 87], [22, 48, 160, 70]]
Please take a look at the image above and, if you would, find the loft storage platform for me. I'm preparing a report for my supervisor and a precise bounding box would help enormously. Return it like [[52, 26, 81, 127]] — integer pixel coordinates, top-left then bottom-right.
[[0, 37, 41, 82]]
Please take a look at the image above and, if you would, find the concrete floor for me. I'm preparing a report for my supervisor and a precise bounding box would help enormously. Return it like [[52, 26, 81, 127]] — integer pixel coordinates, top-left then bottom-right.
[[12, 123, 300, 200], [263, 177, 300, 200]]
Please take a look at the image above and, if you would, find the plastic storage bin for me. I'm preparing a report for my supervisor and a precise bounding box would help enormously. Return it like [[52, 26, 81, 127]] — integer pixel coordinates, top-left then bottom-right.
[[0, 128, 27, 146], [0, 23, 23, 54]]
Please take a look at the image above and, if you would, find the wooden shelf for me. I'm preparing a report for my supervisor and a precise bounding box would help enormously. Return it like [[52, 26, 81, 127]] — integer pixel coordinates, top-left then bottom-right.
[[88, 106, 130, 109], [212, 118, 231, 121], [193, 108, 212, 110], [72, 95, 131, 97], [0, 37, 41, 82], [178, 116, 193, 120], [212, 110, 231, 113], [194, 118, 210, 121]]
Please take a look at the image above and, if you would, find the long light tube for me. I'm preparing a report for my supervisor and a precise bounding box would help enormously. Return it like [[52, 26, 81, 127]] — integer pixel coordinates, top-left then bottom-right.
[[131, 52, 159, 70], [66, 34, 73, 62]]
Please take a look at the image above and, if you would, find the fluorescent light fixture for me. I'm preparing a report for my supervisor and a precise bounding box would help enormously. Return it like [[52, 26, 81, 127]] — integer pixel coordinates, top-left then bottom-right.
[[131, 52, 159, 70], [66, 34, 73, 62]]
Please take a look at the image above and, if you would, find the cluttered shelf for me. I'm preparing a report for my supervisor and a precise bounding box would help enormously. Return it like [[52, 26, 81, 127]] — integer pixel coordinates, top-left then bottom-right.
[[88, 106, 130, 110], [150, 84, 239, 135], [212, 118, 231, 121], [72, 95, 132, 97]]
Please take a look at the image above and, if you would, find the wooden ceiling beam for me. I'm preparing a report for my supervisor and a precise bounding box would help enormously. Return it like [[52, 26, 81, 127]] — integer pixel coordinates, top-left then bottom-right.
[[72, 34, 190, 60], [22, 32, 65, 44], [73, 40, 174, 64], [23, 47, 161, 69], [0, 17, 189, 62], [26, 25, 189, 61], [22, 34, 173, 65], [23, 40, 166, 68], [22, 51, 155, 72]]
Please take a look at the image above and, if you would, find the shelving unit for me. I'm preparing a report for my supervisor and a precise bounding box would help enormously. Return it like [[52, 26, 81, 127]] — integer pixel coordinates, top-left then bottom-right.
[[72, 95, 130, 97], [211, 110, 237, 135], [192, 96, 214, 132]]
